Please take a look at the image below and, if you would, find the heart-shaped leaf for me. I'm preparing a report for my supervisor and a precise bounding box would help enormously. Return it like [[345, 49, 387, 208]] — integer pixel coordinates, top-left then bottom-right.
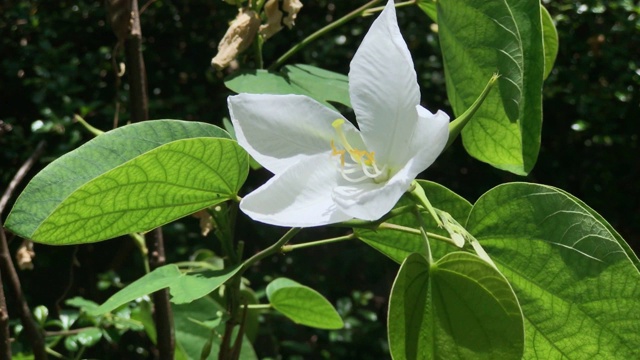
[[437, 0, 544, 175], [388, 252, 524, 360], [467, 183, 640, 358], [6, 120, 248, 244]]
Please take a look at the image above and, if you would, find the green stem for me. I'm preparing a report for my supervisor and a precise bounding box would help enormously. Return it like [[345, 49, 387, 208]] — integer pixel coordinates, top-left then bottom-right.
[[446, 73, 499, 149], [74, 114, 104, 136], [253, 34, 264, 69], [363, 0, 415, 16], [210, 204, 239, 265], [254, 0, 267, 13], [240, 228, 302, 274], [407, 180, 443, 227], [281, 233, 356, 252], [130, 232, 150, 273], [246, 304, 272, 310], [336, 205, 416, 229], [268, 0, 381, 70], [413, 207, 433, 263], [377, 223, 458, 247]]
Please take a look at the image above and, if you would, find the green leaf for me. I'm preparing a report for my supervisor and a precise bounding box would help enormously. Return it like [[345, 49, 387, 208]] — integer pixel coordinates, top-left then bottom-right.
[[541, 6, 559, 79], [33, 306, 48, 325], [388, 252, 524, 360], [65, 297, 99, 312], [173, 297, 257, 360], [467, 183, 640, 358], [91, 264, 241, 316], [74, 327, 102, 347], [416, 0, 437, 22], [266, 278, 343, 330], [553, 187, 640, 270], [437, 0, 544, 175], [6, 120, 249, 244], [356, 180, 472, 263], [224, 64, 350, 110]]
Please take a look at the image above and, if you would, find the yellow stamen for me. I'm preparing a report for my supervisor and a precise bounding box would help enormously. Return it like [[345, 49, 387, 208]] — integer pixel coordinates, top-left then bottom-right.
[[331, 119, 376, 166], [330, 140, 346, 167], [330, 119, 388, 183]]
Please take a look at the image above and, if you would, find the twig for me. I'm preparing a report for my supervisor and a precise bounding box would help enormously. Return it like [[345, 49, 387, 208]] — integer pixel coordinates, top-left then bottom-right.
[[0, 267, 10, 360], [268, 0, 381, 70], [124, 1, 173, 358], [0, 140, 48, 360], [148, 228, 174, 360], [0, 140, 46, 214], [125, 0, 149, 123]]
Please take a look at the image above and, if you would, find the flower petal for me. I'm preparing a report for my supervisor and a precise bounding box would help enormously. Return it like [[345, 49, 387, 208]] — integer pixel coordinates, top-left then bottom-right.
[[332, 158, 419, 221], [228, 93, 349, 174], [403, 105, 450, 171], [348, 0, 421, 166], [240, 153, 352, 227]]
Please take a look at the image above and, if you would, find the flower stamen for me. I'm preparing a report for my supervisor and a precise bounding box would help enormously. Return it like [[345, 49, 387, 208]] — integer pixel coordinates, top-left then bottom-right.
[[330, 119, 388, 183]]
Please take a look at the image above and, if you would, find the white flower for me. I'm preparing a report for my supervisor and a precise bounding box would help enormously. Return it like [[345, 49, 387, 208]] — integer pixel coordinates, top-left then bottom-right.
[[228, 0, 449, 227]]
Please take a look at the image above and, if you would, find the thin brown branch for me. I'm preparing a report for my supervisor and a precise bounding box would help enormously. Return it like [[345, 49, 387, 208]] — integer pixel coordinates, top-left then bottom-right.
[[0, 140, 48, 360], [0, 267, 10, 360], [123, 0, 173, 358], [148, 228, 174, 360], [139, 0, 159, 14], [0, 228, 47, 359], [125, 0, 148, 123], [0, 140, 47, 215]]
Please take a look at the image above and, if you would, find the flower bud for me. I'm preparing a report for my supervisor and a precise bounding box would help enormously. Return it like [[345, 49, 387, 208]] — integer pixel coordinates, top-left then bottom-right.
[[211, 8, 260, 70]]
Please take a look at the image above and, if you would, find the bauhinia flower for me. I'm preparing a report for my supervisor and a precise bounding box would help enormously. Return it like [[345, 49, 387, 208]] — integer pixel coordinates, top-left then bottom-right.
[[228, 0, 449, 227]]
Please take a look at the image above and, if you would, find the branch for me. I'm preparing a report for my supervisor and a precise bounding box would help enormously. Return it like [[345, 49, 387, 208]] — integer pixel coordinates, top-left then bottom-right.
[[125, 0, 149, 123], [0, 140, 48, 360], [0, 140, 46, 214], [122, 0, 173, 357], [269, 0, 381, 70], [0, 267, 10, 360], [148, 228, 174, 360]]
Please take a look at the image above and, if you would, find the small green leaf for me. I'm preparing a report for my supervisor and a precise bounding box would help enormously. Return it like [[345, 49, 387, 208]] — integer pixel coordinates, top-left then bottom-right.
[[64, 336, 79, 352], [6, 120, 249, 244], [173, 297, 257, 360], [388, 252, 524, 360], [266, 278, 343, 330], [467, 183, 640, 358], [225, 64, 350, 110], [75, 327, 102, 347], [356, 180, 472, 263], [541, 6, 559, 79], [65, 297, 99, 312], [438, 0, 544, 175], [91, 264, 241, 316], [33, 306, 48, 325], [168, 267, 241, 304]]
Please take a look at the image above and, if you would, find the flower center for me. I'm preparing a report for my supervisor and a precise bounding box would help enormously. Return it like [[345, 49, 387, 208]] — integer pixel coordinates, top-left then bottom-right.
[[330, 119, 388, 183]]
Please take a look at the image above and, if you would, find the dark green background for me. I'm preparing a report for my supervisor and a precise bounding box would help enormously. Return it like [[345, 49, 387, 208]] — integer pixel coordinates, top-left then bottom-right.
[[1, 0, 638, 358]]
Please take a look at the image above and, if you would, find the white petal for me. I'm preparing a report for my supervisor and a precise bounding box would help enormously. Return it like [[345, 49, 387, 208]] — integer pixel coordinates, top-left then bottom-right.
[[332, 158, 418, 221], [228, 93, 351, 174], [332, 107, 448, 222], [240, 153, 353, 227], [403, 105, 450, 172], [348, 0, 421, 166]]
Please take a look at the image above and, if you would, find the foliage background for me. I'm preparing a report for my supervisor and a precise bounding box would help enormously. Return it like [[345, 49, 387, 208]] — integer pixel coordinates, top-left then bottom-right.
[[1, 0, 638, 358]]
